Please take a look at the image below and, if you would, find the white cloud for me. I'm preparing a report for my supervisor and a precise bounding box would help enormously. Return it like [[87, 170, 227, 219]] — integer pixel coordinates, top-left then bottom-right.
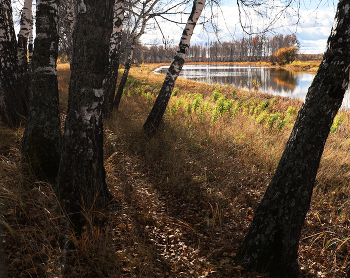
[[140, 1, 337, 54]]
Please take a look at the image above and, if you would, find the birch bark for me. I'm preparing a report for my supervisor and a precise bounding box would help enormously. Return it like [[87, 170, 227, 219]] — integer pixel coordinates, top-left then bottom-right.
[[236, 1, 350, 277], [0, 0, 28, 127], [104, 0, 124, 116], [28, 13, 33, 68], [113, 38, 134, 109], [17, 0, 32, 70], [143, 0, 205, 137], [57, 0, 114, 229], [22, 0, 62, 182]]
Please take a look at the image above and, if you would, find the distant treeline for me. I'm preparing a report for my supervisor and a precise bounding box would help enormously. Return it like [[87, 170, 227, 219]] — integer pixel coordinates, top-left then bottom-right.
[[130, 34, 322, 64], [58, 33, 322, 64]]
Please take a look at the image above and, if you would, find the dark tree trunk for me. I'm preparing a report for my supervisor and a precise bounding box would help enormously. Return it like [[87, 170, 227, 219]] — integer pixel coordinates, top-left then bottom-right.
[[22, 0, 62, 182], [0, 0, 28, 127], [113, 41, 134, 110], [57, 0, 114, 229], [104, 0, 124, 116], [236, 1, 350, 277], [143, 0, 205, 137]]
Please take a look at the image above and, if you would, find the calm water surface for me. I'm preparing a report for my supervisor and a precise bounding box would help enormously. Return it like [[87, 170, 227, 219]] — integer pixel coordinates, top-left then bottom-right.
[[154, 65, 350, 109]]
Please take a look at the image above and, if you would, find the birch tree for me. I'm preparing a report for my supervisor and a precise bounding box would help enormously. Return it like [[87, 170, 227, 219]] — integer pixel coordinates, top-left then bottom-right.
[[0, 0, 29, 127], [104, 0, 125, 115], [235, 1, 350, 277], [57, 0, 114, 229], [113, 0, 153, 110], [22, 0, 62, 182], [143, 0, 206, 136], [17, 0, 33, 73]]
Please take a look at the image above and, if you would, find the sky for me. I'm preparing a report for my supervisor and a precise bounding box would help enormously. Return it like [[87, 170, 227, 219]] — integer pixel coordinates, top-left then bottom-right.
[[11, 0, 337, 55], [140, 0, 337, 54]]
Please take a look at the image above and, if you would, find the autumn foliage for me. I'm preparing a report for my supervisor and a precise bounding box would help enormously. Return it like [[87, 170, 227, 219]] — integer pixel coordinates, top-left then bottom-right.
[[270, 46, 298, 65]]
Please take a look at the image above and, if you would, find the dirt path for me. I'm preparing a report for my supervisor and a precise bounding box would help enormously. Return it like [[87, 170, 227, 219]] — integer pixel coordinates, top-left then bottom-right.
[[105, 148, 269, 277]]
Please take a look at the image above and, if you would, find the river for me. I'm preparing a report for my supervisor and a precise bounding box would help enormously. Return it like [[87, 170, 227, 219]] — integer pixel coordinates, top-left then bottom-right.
[[154, 64, 350, 109]]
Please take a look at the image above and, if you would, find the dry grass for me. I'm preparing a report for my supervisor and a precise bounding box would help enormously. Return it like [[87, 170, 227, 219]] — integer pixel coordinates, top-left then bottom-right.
[[1, 61, 349, 277]]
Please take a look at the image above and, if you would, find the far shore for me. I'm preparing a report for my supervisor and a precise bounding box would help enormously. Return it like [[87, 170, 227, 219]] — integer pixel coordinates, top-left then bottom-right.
[[57, 59, 322, 74], [153, 60, 322, 73]]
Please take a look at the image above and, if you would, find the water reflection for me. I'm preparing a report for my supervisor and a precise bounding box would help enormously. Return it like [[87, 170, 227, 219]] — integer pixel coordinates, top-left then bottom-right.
[[154, 65, 350, 109]]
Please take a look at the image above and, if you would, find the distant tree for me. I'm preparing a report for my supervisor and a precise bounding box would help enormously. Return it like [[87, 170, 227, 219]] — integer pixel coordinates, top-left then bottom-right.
[[113, 0, 167, 110], [22, 0, 62, 182], [57, 0, 114, 230], [17, 0, 33, 74], [104, 0, 125, 116], [236, 1, 350, 277], [113, 2, 152, 110], [0, 0, 30, 127], [143, 0, 206, 137]]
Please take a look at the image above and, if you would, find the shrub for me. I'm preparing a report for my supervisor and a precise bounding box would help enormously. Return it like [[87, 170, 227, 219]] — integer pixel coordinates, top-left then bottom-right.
[[330, 113, 345, 133], [212, 87, 221, 101], [192, 96, 203, 112], [286, 106, 297, 115], [172, 88, 180, 96], [267, 113, 282, 129], [271, 46, 298, 65]]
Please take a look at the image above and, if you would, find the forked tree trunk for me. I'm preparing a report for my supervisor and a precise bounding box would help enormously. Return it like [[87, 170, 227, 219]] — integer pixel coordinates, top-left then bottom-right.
[[22, 0, 62, 182], [113, 0, 158, 110], [58, 0, 114, 229], [143, 0, 205, 137], [236, 1, 350, 277], [0, 0, 28, 127], [104, 0, 124, 116]]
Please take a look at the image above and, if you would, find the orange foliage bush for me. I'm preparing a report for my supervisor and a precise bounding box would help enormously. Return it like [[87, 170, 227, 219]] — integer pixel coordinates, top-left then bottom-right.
[[270, 46, 298, 65]]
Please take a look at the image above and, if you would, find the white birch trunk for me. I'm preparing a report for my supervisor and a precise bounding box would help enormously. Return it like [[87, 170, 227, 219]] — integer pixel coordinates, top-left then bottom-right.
[[58, 0, 115, 231], [22, 0, 61, 181], [17, 0, 33, 68], [113, 0, 157, 110], [0, 0, 28, 126], [236, 1, 350, 276], [66, 0, 75, 31], [28, 14, 33, 67], [143, 0, 206, 136], [104, 0, 124, 115]]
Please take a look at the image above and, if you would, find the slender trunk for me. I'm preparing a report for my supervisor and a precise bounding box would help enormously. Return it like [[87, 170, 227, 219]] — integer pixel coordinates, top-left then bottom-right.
[[28, 12, 33, 69], [0, 0, 28, 127], [236, 1, 350, 277], [17, 0, 32, 106], [104, 0, 124, 116], [66, 0, 75, 33], [22, 0, 62, 182], [143, 0, 205, 137], [57, 0, 114, 230], [66, 0, 75, 61], [17, 0, 32, 70], [113, 39, 134, 110]]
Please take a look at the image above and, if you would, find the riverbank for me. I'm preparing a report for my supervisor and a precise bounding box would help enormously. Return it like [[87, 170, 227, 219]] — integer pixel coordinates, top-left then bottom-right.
[[144, 59, 322, 73], [1, 62, 348, 277]]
